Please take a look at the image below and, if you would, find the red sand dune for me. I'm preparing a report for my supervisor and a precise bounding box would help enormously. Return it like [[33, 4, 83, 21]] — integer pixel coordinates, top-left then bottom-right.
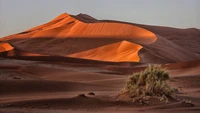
[[0, 13, 157, 62], [0, 13, 200, 64]]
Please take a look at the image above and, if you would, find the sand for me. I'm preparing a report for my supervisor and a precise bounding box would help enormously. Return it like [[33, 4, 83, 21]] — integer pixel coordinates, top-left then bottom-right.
[[0, 13, 200, 113], [0, 43, 14, 53], [0, 13, 157, 62], [0, 58, 199, 113]]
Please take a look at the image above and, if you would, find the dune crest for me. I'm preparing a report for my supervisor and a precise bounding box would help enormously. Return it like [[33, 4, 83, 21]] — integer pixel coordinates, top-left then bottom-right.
[[0, 13, 158, 62], [1, 13, 200, 63]]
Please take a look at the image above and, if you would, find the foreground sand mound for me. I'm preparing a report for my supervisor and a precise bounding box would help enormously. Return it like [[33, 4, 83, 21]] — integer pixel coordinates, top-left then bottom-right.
[[1, 13, 200, 63]]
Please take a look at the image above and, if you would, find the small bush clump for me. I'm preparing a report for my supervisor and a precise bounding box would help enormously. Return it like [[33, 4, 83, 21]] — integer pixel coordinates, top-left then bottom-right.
[[124, 65, 174, 102]]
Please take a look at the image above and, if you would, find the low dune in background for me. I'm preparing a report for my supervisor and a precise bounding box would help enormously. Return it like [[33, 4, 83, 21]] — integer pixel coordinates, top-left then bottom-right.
[[0, 13, 200, 113], [0, 43, 13, 53]]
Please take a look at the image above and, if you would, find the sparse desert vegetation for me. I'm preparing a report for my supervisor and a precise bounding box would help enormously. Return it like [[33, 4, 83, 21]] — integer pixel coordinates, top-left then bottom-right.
[[122, 65, 175, 103]]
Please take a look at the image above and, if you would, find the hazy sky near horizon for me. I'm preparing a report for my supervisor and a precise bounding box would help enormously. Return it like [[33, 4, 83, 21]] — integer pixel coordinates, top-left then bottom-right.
[[0, 0, 200, 37]]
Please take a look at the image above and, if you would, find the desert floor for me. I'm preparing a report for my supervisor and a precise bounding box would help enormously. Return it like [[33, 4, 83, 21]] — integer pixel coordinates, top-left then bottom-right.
[[0, 58, 199, 113]]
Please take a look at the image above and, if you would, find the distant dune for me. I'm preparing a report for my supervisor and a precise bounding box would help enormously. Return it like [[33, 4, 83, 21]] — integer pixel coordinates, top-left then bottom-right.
[[0, 13, 200, 63], [0, 43, 13, 52]]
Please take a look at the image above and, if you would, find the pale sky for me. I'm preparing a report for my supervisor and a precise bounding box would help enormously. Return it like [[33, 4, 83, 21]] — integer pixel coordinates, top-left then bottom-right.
[[0, 0, 200, 37]]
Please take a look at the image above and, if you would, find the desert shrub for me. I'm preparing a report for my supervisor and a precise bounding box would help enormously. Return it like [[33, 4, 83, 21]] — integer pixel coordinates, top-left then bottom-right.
[[124, 65, 174, 102]]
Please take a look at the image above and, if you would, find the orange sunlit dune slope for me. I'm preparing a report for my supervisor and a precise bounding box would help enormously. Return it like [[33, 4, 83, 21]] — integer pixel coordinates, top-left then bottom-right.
[[1, 13, 200, 63], [0, 43, 14, 53], [68, 41, 142, 62], [0, 13, 157, 62]]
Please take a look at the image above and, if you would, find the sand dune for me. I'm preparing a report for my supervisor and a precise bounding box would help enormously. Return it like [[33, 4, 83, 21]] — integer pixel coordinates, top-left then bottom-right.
[[68, 41, 142, 62], [1, 13, 200, 63], [0, 13, 157, 62]]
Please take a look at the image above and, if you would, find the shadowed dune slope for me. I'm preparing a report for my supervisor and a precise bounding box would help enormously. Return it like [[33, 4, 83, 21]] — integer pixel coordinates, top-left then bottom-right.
[[99, 20, 200, 63], [134, 24, 200, 63], [1, 13, 200, 63]]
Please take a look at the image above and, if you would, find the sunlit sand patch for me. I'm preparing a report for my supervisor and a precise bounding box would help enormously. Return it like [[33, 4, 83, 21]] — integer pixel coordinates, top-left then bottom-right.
[[68, 41, 143, 62]]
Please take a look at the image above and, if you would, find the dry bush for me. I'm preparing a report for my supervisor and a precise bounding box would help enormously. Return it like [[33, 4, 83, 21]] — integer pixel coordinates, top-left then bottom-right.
[[124, 65, 174, 103]]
